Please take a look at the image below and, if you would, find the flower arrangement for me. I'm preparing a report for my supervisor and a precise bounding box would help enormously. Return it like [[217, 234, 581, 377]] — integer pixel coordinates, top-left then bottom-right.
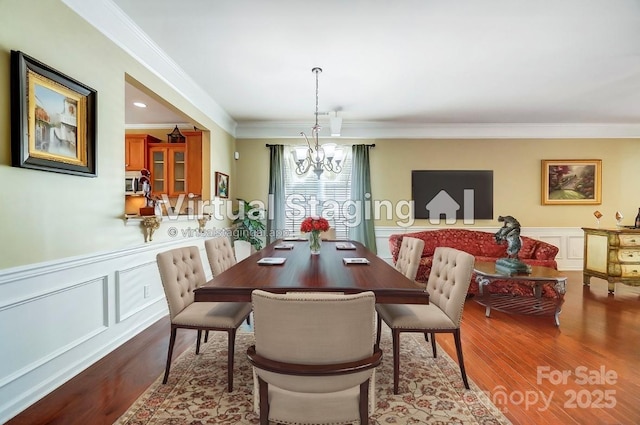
[[300, 216, 330, 233], [300, 216, 329, 255]]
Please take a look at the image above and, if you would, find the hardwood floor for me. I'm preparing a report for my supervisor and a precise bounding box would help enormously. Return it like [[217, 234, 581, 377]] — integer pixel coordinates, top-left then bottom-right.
[[7, 271, 640, 424]]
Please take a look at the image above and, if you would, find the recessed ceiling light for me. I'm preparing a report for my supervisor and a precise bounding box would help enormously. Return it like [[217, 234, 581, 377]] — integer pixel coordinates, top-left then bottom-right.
[[133, 102, 147, 108]]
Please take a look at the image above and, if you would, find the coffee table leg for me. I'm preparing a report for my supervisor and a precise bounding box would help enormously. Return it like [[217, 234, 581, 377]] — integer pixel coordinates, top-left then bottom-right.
[[476, 275, 492, 317]]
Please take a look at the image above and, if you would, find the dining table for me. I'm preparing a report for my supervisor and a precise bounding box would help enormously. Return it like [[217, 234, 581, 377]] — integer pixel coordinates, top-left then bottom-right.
[[194, 239, 429, 305]]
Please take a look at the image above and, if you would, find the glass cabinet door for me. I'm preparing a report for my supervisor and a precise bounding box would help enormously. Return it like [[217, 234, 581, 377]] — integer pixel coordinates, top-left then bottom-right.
[[151, 149, 166, 193], [172, 150, 186, 194]]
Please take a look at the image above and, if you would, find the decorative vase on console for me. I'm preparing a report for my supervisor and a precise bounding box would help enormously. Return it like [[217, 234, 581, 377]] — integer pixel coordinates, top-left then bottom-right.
[[300, 216, 330, 255]]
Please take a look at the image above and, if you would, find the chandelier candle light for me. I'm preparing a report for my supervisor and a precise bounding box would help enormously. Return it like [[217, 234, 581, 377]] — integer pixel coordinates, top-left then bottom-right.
[[293, 67, 344, 178], [300, 216, 330, 255]]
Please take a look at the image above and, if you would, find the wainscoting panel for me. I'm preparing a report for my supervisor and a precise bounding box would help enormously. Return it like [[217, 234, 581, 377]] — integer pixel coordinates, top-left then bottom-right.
[[116, 260, 165, 323], [0, 276, 108, 389], [0, 238, 209, 423]]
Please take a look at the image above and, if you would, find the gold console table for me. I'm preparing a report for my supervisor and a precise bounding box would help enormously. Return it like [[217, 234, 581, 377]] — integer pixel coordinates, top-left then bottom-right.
[[582, 227, 640, 294]]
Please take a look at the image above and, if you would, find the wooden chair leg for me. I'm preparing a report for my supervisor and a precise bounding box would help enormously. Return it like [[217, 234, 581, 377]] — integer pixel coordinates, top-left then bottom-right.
[[227, 328, 236, 392], [430, 332, 437, 358], [359, 380, 369, 425], [453, 329, 470, 389], [163, 327, 177, 384], [258, 376, 269, 425], [204, 330, 209, 343], [375, 314, 382, 347], [392, 329, 400, 394], [196, 329, 202, 354]]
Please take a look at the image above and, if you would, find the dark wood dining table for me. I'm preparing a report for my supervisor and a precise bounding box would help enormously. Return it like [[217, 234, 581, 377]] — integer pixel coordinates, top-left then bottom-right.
[[194, 239, 428, 304]]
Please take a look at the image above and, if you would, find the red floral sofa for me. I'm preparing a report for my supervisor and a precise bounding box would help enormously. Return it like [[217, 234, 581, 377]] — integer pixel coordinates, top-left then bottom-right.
[[388, 228, 561, 298]]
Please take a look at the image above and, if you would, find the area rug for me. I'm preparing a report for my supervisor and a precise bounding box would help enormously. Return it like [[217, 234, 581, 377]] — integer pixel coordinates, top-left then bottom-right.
[[115, 325, 511, 424]]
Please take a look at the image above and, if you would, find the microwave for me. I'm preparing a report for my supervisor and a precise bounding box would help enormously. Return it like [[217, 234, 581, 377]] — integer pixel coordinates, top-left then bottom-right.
[[125, 171, 141, 194]]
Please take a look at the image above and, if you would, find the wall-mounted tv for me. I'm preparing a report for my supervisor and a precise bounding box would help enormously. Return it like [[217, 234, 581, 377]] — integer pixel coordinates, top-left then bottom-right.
[[412, 170, 493, 221]]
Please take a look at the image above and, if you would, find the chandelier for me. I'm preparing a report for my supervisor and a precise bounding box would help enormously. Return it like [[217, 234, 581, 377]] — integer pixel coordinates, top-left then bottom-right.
[[293, 67, 344, 178]]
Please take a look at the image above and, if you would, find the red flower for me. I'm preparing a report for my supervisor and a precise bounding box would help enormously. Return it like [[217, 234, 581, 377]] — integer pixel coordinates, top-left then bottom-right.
[[300, 216, 330, 233]]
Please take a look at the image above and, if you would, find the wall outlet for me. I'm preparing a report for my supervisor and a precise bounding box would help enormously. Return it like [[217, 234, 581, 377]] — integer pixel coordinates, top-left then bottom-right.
[[143, 285, 150, 298]]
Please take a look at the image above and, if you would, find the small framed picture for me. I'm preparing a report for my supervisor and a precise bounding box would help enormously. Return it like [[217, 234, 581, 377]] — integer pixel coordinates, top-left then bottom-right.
[[215, 171, 229, 198], [541, 159, 602, 205], [10, 50, 97, 177]]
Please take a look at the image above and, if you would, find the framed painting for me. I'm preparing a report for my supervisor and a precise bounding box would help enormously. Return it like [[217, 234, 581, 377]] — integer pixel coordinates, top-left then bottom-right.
[[215, 171, 229, 198], [10, 50, 97, 177], [541, 159, 602, 205]]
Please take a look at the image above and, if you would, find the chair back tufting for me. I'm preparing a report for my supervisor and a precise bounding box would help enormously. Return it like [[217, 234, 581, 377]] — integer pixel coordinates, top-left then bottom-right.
[[395, 236, 425, 281], [205, 236, 237, 276], [156, 246, 206, 321], [426, 247, 475, 326]]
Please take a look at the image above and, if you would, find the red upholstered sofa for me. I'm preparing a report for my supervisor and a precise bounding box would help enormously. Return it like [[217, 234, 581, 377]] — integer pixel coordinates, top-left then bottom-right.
[[388, 228, 561, 298]]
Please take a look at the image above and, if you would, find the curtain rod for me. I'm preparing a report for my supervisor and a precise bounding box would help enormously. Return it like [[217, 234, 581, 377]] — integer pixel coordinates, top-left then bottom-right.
[[265, 143, 375, 147]]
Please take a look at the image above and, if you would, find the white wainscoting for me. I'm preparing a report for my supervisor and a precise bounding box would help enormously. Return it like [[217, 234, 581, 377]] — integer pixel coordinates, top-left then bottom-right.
[[374, 226, 585, 271], [0, 226, 583, 422], [0, 238, 214, 423]]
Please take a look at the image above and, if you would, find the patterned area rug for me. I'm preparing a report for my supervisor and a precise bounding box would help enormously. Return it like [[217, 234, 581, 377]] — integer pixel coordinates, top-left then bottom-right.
[[115, 325, 511, 424]]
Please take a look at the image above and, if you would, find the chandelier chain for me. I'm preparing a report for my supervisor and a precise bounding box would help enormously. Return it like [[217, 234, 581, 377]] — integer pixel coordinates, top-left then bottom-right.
[[294, 67, 343, 178]]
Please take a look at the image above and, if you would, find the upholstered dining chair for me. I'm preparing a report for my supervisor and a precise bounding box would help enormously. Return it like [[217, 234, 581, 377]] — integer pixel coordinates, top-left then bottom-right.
[[247, 290, 382, 425], [320, 228, 337, 240], [205, 236, 237, 276], [156, 246, 252, 391], [394, 236, 425, 281], [376, 247, 475, 394]]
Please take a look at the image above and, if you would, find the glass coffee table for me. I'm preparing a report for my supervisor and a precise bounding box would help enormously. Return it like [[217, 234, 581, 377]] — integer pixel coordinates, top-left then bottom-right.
[[473, 261, 567, 326]]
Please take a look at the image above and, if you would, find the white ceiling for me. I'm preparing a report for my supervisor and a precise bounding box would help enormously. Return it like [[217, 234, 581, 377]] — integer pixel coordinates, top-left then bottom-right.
[[76, 0, 640, 138]]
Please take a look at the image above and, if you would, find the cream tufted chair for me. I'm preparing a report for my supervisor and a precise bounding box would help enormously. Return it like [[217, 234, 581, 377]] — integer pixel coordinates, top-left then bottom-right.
[[319, 228, 337, 240], [376, 247, 474, 393], [156, 246, 252, 391], [247, 290, 382, 425], [205, 236, 237, 276], [394, 236, 425, 281]]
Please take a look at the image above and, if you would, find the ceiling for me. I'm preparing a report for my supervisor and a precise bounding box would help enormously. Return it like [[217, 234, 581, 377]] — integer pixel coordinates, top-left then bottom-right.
[[81, 0, 640, 138]]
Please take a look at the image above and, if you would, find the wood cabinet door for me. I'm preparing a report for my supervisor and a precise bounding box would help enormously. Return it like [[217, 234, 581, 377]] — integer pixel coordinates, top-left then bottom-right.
[[125, 138, 147, 171]]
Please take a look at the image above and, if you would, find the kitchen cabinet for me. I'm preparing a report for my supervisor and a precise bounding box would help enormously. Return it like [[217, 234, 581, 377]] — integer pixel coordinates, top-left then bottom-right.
[[582, 227, 640, 293], [146, 131, 202, 197], [125, 134, 160, 171], [148, 144, 187, 197]]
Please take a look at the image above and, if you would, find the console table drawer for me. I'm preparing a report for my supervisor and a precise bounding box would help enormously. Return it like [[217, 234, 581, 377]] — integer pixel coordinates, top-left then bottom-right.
[[618, 235, 640, 246], [621, 265, 640, 277], [615, 249, 640, 262]]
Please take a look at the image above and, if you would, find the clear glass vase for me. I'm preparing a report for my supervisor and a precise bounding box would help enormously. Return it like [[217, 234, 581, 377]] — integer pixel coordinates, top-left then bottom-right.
[[309, 230, 322, 255]]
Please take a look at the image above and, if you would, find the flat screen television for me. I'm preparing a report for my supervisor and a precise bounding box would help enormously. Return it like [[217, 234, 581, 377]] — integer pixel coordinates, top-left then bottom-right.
[[412, 170, 493, 220]]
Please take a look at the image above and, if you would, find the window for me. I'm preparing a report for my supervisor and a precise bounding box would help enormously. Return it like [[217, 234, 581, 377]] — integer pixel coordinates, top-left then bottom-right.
[[283, 145, 352, 239]]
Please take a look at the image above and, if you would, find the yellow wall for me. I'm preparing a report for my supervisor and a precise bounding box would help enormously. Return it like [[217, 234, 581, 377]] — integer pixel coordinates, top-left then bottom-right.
[[236, 138, 640, 228], [0, 0, 235, 268]]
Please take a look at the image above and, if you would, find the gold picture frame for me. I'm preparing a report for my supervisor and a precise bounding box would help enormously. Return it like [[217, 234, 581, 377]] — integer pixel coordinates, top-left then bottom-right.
[[541, 159, 602, 205], [11, 50, 97, 176], [215, 171, 229, 198]]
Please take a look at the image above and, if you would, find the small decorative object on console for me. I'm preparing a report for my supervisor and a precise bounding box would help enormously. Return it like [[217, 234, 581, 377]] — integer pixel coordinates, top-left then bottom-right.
[[616, 211, 624, 227], [593, 210, 603, 226], [635, 208, 640, 228]]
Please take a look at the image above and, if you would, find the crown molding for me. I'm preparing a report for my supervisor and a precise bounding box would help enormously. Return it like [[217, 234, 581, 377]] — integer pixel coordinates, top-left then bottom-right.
[[236, 121, 640, 139], [61, 0, 237, 136]]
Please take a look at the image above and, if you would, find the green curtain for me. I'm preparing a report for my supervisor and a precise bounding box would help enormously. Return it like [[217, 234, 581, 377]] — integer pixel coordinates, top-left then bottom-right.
[[266, 145, 285, 245], [349, 144, 377, 253]]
